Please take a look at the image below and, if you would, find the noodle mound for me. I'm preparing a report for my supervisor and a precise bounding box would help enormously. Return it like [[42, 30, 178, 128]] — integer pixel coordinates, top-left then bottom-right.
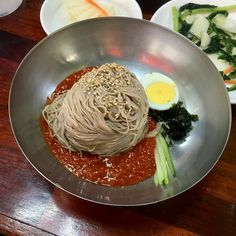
[[43, 63, 149, 156]]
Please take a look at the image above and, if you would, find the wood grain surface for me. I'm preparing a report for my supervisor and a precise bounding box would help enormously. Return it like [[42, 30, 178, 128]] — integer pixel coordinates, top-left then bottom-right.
[[0, 1, 236, 235]]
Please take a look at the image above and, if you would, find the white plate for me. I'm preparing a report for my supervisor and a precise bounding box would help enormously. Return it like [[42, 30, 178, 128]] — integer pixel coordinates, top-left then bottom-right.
[[151, 0, 236, 104], [40, 0, 142, 35]]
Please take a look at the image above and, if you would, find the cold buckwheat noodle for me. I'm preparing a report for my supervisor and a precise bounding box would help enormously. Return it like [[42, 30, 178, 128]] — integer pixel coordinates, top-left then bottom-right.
[[42, 63, 149, 156]]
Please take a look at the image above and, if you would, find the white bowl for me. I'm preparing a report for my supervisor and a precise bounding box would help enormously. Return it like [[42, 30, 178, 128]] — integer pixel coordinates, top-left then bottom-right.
[[40, 0, 143, 35]]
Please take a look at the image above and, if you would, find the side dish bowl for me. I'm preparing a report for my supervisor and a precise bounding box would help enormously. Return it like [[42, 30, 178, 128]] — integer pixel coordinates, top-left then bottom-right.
[[150, 0, 236, 104], [9, 17, 231, 206]]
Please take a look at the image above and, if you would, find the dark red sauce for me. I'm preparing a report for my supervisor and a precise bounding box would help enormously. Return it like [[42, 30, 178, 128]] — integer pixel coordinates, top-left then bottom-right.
[[40, 67, 157, 187]]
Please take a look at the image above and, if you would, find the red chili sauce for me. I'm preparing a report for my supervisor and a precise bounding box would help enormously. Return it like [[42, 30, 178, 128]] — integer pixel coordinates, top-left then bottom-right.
[[40, 67, 157, 187]]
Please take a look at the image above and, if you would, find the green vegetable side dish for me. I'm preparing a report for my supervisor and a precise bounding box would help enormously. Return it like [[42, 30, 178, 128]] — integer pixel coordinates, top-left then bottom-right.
[[172, 2, 236, 91]]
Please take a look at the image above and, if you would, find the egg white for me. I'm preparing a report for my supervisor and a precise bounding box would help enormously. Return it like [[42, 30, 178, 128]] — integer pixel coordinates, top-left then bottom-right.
[[140, 72, 179, 111]]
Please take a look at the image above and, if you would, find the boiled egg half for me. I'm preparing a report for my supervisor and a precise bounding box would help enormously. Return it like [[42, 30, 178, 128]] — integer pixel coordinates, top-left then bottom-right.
[[140, 72, 179, 111]]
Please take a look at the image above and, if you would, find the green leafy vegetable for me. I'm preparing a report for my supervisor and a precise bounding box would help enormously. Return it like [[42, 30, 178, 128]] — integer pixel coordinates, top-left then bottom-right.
[[207, 10, 228, 20], [228, 84, 236, 91], [203, 36, 224, 53], [218, 49, 236, 66], [179, 3, 217, 13], [227, 69, 236, 79], [179, 20, 192, 37], [179, 4, 236, 19]]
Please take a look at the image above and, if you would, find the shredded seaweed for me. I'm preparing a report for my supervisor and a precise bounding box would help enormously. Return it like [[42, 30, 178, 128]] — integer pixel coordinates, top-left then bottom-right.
[[149, 102, 199, 143]]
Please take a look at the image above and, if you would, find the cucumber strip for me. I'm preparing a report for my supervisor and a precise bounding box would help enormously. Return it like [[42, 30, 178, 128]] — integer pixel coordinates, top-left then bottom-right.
[[158, 134, 175, 177], [153, 170, 159, 186], [172, 6, 180, 31], [157, 138, 169, 184], [157, 139, 169, 185], [154, 146, 165, 185]]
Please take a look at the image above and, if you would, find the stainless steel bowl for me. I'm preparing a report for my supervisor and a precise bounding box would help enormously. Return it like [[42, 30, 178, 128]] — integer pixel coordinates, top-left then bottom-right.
[[9, 17, 231, 206]]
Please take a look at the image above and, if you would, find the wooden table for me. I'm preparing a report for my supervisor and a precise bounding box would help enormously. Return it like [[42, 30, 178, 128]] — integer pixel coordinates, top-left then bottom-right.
[[0, 1, 236, 235]]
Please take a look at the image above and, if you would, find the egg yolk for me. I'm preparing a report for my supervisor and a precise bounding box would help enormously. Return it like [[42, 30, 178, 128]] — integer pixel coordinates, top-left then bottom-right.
[[146, 82, 176, 105]]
